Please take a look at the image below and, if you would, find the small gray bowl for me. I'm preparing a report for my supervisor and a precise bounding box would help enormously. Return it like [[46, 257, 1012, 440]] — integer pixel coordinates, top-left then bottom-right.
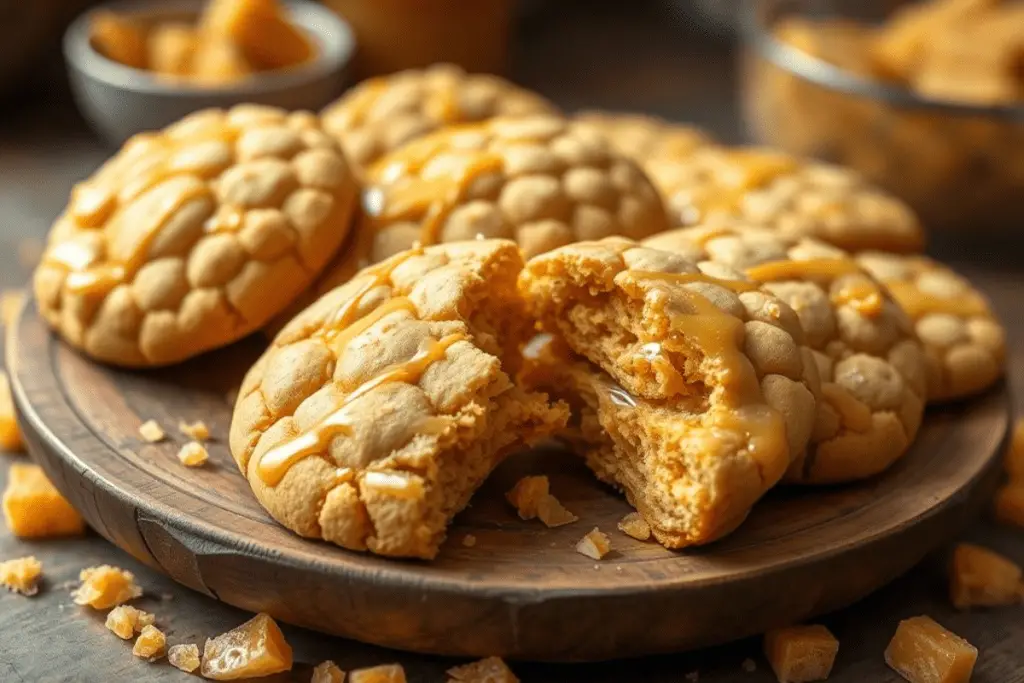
[[64, 0, 354, 146]]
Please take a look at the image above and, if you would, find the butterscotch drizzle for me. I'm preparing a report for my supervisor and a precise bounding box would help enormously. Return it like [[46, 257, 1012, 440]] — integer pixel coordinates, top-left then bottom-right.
[[745, 257, 864, 283], [625, 269, 760, 293], [690, 150, 798, 218], [820, 383, 873, 432], [885, 280, 990, 319]]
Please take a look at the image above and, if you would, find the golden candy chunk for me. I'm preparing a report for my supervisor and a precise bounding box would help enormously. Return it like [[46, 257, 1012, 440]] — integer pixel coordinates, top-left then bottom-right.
[[950, 543, 1024, 609], [178, 420, 211, 441], [90, 11, 148, 69], [312, 660, 346, 683], [133, 625, 167, 660], [3, 463, 85, 538], [138, 420, 166, 443], [105, 605, 155, 640], [617, 512, 652, 541], [763, 625, 839, 683], [72, 565, 142, 609], [575, 528, 611, 561], [177, 441, 210, 467], [201, 613, 293, 680], [349, 664, 406, 683], [200, 0, 313, 71], [0, 556, 42, 596], [191, 37, 253, 85], [168, 643, 202, 673], [0, 371, 23, 451], [147, 23, 197, 77], [447, 657, 519, 683], [993, 483, 1024, 528], [885, 616, 977, 683]]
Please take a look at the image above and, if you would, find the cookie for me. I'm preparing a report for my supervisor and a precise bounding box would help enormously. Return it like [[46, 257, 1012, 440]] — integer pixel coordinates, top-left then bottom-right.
[[320, 63, 558, 170], [230, 240, 568, 559], [644, 224, 928, 483], [646, 145, 926, 253], [572, 112, 712, 164], [856, 252, 1005, 401], [33, 105, 358, 367], [518, 239, 817, 548], [314, 115, 672, 294]]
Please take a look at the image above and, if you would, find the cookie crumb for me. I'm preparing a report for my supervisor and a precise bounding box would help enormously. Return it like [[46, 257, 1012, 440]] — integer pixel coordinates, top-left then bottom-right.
[[350, 663, 407, 682], [202, 613, 292, 679], [138, 420, 166, 443], [617, 512, 652, 541], [950, 543, 1024, 609], [105, 605, 155, 640], [178, 420, 211, 441], [764, 625, 838, 682], [3, 463, 85, 538], [741, 658, 756, 673], [447, 656, 518, 682], [312, 660, 345, 683], [72, 565, 142, 609], [133, 625, 167, 661], [994, 483, 1024, 528], [0, 556, 42, 596], [885, 616, 977, 683], [537, 493, 578, 527], [506, 475, 578, 527], [168, 643, 201, 673], [177, 441, 209, 467], [462, 534, 477, 548], [576, 527, 611, 560]]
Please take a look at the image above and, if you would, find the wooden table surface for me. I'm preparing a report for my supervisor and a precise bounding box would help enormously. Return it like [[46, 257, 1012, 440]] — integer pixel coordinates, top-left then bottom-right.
[[2, 3, 1023, 681]]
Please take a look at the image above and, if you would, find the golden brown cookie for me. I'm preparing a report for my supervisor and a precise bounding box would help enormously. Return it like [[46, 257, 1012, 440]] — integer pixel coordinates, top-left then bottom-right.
[[518, 239, 818, 548], [572, 112, 712, 164], [320, 63, 558, 170], [644, 225, 928, 483], [646, 145, 925, 253], [33, 105, 358, 367], [230, 240, 568, 559], [856, 252, 1005, 401], [314, 115, 672, 294]]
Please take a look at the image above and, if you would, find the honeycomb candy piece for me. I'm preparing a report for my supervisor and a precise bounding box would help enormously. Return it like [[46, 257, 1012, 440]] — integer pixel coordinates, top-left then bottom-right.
[[73, 565, 142, 609], [519, 238, 817, 546], [1, 289, 24, 328], [178, 420, 211, 441], [312, 660, 345, 683], [201, 613, 293, 680], [3, 463, 86, 538], [572, 112, 713, 165], [884, 616, 977, 683], [642, 225, 928, 484], [950, 542, 1024, 609], [0, 371, 23, 451], [617, 512, 652, 541], [311, 115, 670, 298], [90, 11, 148, 69], [139, 419, 166, 443], [763, 624, 839, 683], [575, 528, 611, 560], [178, 441, 210, 467], [200, 0, 314, 71], [0, 556, 42, 596], [645, 145, 924, 254], [856, 252, 1004, 401], [147, 23, 197, 77], [994, 483, 1024, 527], [321, 63, 558, 169], [230, 240, 568, 559], [191, 37, 253, 85], [447, 656, 519, 683], [506, 476, 577, 528], [1006, 418, 1024, 478], [133, 625, 167, 660], [106, 605, 155, 640], [349, 664, 406, 683], [169, 643, 202, 673], [33, 105, 358, 367]]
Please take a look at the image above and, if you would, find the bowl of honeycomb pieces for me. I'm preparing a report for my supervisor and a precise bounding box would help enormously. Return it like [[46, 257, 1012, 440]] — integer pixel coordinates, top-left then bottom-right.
[[64, 0, 354, 145], [741, 0, 1024, 240]]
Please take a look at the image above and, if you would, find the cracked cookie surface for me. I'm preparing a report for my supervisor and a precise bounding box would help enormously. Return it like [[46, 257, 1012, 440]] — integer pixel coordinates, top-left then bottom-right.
[[320, 63, 557, 170], [518, 238, 817, 548], [230, 240, 567, 559], [644, 224, 928, 483], [33, 105, 358, 367]]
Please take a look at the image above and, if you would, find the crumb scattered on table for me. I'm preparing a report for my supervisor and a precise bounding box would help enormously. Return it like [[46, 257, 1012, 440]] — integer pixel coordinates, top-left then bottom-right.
[[617, 512, 652, 541], [178, 420, 211, 441], [105, 605, 155, 640], [72, 565, 142, 609], [0, 556, 42, 596], [133, 624, 167, 660], [138, 420, 166, 443], [177, 441, 210, 467], [506, 475, 578, 527], [3, 463, 85, 538], [576, 527, 611, 560]]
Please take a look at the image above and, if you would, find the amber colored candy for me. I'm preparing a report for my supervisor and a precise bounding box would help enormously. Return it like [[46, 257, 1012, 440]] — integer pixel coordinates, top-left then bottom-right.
[[138, 419, 166, 443], [312, 660, 346, 683], [950, 543, 1024, 609], [884, 616, 977, 683], [90, 11, 149, 69], [178, 420, 211, 441], [200, 0, 314, 70], [349, 664, 406, 683], [0, 556, 42, 596], [72, 565, 142, 609], [177, 441, 210, 467], [201, 613, 293, 680], [617, 512, 652, 541], [2, 463, 85, 538], [575, 528, 612, 561], [191, 37, 253, 85], [763, 625, 839, 683], [105, 605, 155, 640], [0, 371, 23, 451], [168, 644, 202, 673], [993, 483, 1024, 528], [148, 23, 198, 77], [447, 656, 519, 683], [133, 625, 167, 660]]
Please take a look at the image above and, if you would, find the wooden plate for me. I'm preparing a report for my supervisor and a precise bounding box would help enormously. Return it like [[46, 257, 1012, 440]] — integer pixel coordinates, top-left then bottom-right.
[[9, 303, 1009, 662]]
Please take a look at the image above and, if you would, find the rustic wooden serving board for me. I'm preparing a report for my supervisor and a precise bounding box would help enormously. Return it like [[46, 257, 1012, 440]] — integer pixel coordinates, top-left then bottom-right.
[[8, 302, 1010, 662]]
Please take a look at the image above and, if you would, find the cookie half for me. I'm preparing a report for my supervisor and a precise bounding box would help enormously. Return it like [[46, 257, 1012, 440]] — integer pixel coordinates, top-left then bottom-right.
[[519, 239, 817, 547], [230, 240, 567, 559], [856, 252, 1005, 401], [320, 63, 557, 170], [644, 225, 928, 484], [33, 105, 358, 367]]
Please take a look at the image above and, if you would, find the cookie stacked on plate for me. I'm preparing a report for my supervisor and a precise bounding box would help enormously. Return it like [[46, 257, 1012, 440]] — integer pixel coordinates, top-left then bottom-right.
[[31, 65, 1006, 559]]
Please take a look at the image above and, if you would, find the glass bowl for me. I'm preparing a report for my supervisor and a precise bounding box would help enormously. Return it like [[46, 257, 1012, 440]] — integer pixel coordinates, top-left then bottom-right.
[[741, 0, 1024, 237]]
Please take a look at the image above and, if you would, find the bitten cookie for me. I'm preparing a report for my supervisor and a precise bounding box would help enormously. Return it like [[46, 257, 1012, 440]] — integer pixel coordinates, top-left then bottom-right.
[[856, 252, 1005, 401], [33, 105, 358, 367], [320, 63, 557, 170], [644, 224, 928, 483], [315, 115, 672, 294], [519, 239, 818, 548], [230, 240, 568, 559], [646, 145, 925, 253], [572, 112, 712, 165]]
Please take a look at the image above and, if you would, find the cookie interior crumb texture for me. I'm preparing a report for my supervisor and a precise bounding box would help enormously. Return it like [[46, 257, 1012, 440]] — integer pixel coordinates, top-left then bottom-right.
[[202, 613, 292, 680], [231, 240, 568, 559], [72, 565, 142, 610], [2, 463, 86, 539], [0, 556, 43, 596], [884, 616, 977, 683]]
